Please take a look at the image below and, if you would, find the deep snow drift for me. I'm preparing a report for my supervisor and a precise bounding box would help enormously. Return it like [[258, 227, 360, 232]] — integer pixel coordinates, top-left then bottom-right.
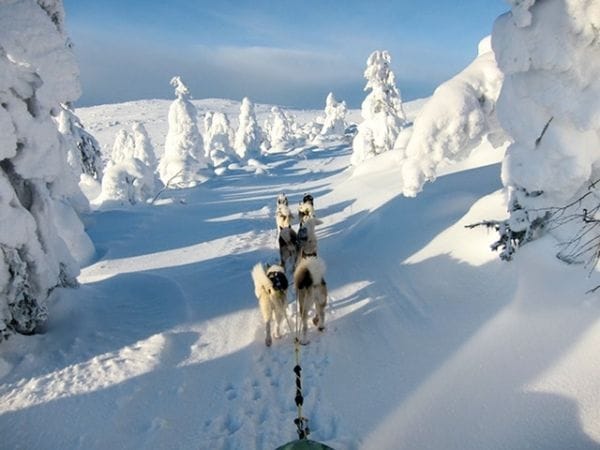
[[1, 96, 600, 449]]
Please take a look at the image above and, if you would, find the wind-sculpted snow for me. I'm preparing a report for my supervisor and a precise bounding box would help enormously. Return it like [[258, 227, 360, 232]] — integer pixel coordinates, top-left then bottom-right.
[[399, 36, 506, 197]]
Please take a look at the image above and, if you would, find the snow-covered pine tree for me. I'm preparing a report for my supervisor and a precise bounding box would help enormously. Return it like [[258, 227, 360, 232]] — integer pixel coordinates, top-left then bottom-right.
[[351, 50, 406, 165], [56, 104, 103, 181], [234, 97, 262, 160], [99, 123, 155, 206], [158, 76, 207, 188], [203, 111, 213, 159], [132, 121, 157, 171], [111, 129, 135, 164], [0, 0, 94, 339], [99, 158, 155, 206], [267, 106, 294, 153], [320, 92, 347, 137], [205, 111, 236, 170]]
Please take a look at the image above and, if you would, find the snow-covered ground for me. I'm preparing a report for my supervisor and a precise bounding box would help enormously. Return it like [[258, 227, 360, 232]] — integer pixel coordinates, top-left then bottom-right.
[[1, 98, 600, 450]]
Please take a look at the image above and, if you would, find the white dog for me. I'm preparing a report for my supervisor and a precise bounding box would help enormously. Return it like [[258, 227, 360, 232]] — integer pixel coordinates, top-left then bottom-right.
[[251, 263, 291, 346], [276, 203, 294, 230], [298, 193, 315, 225], [294, 256, 328, 344]]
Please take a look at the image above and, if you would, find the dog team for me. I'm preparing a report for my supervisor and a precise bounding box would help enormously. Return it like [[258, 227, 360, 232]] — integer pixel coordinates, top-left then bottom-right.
[[251, 193, 328, 346]]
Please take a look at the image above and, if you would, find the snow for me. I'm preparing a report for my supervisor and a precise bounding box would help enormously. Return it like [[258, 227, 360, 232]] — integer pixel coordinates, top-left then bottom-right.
[[3, 1, 600, 448], [2, 92, 600, 449]]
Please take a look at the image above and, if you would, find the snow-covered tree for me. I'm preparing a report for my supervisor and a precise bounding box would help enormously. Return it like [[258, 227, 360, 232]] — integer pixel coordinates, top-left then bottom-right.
[[351, 50, 406, 165], [99, 123, 156, 206], [56, 105, 103, 181], [266, 106, 295, 153], [98, 158, 155, 206], [158, 76, 207, 188], [319, 92, 347, 137], [234, 97, 262, 160], [0, 0, 94, 339], [399, 36, 506, 197], [203, 111, 213, 158], [481, 0, 600, 260], [132, 121, 156, 171], [205, 111, 236, 169], [111, 129, 134, 164]]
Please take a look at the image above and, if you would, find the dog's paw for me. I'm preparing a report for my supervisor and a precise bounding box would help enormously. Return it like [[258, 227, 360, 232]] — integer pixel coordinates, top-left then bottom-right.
[[318, 325, 325, 332], [265, 336, 272, 347]]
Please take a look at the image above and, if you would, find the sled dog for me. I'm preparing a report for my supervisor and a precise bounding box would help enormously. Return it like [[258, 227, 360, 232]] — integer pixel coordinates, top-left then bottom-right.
[[298, 193, 315, 224], [294, 256, 328, 344], [277, 192, 289, 207], [278, 226, 299, 273], [297, 217, 319, 259], [251, 263, 290, 346], [276, 203, 294, 230]]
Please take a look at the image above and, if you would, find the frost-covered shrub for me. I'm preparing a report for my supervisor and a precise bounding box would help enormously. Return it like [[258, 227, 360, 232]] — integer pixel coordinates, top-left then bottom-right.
[[351, 50, 406, 165], [234, 97, 262, 160], [487, 0, 600, 257], [0, 0, 94, 340], [158, 76, 207, 187], [400, 36, 506, 196]]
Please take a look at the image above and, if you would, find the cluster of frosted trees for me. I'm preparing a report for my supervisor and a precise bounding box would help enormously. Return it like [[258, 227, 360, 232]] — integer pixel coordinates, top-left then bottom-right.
[[158, 78, 350, 188]]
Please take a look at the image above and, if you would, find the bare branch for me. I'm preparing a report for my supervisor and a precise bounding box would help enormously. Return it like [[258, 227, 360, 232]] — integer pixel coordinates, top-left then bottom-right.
[[535, 116, 554, 147], [150, 169, 184, 204]]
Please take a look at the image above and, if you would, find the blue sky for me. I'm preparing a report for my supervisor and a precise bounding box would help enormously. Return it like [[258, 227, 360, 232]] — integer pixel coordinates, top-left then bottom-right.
[[64, 0, 508, 109]]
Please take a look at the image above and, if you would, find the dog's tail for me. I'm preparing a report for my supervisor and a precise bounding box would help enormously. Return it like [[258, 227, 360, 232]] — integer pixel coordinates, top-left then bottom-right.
[[294, 256, 326, 289], [251, 263, 272, 298]]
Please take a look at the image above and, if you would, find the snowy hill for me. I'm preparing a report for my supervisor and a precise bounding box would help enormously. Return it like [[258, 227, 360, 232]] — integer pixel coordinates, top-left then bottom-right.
[[2, 96, 600, 450]]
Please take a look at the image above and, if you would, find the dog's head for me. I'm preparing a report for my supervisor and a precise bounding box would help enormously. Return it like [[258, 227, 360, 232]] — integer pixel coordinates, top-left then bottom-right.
[[302, 193, 314, 205], [298, 203, 315, 224], [266, 264, 288, 292], [276, 204, 293, 229], [277, 193, 288, 207]]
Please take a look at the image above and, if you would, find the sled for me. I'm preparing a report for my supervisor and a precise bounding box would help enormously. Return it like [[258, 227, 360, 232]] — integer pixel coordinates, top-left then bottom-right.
[[275, 438, 335, 450]]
